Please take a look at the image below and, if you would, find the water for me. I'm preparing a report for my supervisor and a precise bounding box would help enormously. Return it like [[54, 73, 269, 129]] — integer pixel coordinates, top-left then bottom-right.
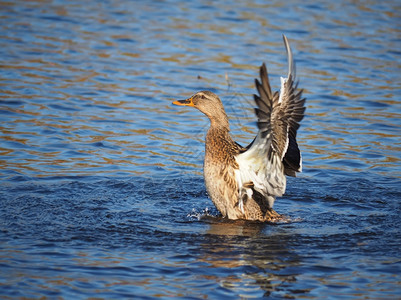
[[1, 0, 401, 298]]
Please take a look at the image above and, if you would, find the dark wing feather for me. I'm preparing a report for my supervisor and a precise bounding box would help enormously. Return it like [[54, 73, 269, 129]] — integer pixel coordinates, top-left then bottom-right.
[[251, 35, 306, 176], [235, 35, 306, 209], [277, 36, 306, 176]]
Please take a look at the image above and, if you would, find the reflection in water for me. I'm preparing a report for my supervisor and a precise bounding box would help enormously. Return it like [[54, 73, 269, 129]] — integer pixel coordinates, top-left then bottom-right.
[[198, 220, 303, 298]]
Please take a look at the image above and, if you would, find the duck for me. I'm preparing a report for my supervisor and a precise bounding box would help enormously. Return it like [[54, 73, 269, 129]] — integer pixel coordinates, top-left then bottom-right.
[[172, 35, 306, 222]]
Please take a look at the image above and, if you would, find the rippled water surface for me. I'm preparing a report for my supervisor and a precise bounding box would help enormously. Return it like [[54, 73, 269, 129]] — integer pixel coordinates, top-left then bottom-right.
[[1, 0, 401, 298]]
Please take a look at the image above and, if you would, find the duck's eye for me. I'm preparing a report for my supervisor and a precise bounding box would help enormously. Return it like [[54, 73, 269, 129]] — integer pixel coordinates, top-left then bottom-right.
[[200, 95, 206, 99]]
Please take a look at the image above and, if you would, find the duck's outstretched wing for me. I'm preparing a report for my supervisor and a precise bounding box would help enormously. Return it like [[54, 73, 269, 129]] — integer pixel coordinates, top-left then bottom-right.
[[234, 35, 306, 208]]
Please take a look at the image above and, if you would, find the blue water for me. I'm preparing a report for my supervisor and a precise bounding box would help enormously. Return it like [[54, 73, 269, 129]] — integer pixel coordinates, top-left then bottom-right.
[[1, 0, 401, 298]]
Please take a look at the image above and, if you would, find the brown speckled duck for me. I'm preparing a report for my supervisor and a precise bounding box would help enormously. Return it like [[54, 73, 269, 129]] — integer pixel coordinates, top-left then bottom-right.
[[173, 35, 306, 222]]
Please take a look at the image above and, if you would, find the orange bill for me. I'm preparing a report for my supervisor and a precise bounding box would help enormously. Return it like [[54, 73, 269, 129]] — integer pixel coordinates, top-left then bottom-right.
[[172, 96, 194, 107]]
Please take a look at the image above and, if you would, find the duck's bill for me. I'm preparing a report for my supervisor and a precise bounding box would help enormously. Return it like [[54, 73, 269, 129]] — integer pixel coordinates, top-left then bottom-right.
[[172, 97, 194, 107]]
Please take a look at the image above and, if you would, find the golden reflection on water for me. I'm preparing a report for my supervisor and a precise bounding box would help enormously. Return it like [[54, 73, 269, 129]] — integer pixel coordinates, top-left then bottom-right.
[[1, 77, 400, 178], [0, 0, 400, 182]]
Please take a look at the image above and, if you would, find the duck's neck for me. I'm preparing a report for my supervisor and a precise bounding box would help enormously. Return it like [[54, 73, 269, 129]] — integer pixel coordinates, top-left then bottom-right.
[[203, 108, 234, 158], [205, 109, 230, 129], [205, 120, 234, 158]]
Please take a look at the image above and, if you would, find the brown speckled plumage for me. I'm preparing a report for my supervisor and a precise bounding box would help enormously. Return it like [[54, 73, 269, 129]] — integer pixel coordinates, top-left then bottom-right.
[[204, 126, 241, 219], [173, 36, 306, 222]]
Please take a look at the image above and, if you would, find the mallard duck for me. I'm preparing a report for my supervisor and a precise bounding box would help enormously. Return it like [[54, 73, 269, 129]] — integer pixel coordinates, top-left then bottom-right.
[[173, 35, 306, 222]]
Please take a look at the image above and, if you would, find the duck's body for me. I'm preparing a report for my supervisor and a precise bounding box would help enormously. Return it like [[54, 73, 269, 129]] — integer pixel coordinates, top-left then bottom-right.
[[204, 125, 242, 219], [173, 36, 305, 222]]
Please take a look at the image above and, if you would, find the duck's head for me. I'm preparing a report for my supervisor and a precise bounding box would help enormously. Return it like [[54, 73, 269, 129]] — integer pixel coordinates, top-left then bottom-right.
[[173, 91, 229, 127]]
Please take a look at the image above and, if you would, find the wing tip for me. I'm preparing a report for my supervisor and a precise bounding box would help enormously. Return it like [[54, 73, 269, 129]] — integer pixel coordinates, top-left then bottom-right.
[[282, 34, 294, 80]]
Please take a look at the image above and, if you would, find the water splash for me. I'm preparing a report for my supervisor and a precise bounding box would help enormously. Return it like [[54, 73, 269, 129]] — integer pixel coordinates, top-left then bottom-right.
[[187, 207, 219, 221]]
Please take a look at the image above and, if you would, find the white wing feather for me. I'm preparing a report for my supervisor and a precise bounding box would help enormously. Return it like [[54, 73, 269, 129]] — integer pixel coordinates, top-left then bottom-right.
[[234, 35, 299, 209]]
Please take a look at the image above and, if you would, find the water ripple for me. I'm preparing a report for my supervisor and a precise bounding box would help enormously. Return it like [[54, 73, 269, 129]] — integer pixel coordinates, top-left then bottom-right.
[[1, 0, 401, 298]]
